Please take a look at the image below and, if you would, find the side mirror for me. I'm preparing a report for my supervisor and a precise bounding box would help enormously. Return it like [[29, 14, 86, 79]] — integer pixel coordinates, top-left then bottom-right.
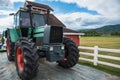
[[9, 13, 15, 16]]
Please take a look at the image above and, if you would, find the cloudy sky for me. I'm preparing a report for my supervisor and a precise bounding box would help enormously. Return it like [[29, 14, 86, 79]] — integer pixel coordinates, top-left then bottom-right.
[[0, 0, 120, 32]]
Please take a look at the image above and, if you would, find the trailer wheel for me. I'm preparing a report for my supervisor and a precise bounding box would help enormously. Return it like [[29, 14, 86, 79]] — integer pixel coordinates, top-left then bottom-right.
[[58, 38, 79, 68], [6, 31, 15, 61], [15, 38, 39, 80]]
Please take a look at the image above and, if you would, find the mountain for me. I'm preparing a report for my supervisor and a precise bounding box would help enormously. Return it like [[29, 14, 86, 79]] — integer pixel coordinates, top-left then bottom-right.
[[94, 24, 120, 34], [79, 24, 120, 36]]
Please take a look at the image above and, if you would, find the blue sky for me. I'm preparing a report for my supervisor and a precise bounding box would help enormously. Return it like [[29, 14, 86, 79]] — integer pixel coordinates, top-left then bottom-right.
[[0, 0, 120, 32]]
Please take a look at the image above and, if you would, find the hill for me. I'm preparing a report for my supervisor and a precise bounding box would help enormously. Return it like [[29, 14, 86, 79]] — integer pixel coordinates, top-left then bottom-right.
[[79, 24, 120, 36], [95, 24, 120, 34]]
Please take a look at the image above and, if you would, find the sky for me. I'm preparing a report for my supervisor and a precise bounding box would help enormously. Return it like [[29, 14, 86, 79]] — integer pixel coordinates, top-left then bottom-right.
[[0, 0, 120, 33]]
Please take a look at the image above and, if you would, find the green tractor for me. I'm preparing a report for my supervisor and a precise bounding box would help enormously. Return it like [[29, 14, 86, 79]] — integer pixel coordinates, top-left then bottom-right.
[[4, 2, 79, 80]]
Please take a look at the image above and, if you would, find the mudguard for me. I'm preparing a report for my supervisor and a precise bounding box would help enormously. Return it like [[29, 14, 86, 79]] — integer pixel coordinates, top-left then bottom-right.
[[6, 29, 19, 42]]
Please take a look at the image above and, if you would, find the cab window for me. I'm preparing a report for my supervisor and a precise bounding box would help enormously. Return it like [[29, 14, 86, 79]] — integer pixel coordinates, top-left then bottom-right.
[[33, 14, 45, 27], [20, 11, 30, 27], [15, 12, 20, 27]]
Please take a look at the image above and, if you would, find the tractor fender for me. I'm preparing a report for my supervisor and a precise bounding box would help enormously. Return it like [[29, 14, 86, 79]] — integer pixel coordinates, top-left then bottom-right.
[[7, 28, 19, 43]]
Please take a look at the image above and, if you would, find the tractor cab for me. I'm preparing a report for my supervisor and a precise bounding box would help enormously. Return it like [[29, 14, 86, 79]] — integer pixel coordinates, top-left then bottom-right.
[[15, 3, 51, 27], [14, 8, 46, 37], [15, 10, 45, 27], [16, 1, 53, 28], [13, 1, 53, 37]]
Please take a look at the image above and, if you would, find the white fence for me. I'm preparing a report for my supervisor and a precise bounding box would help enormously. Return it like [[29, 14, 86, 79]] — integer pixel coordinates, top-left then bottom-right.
[[78, 46, 120, 69]]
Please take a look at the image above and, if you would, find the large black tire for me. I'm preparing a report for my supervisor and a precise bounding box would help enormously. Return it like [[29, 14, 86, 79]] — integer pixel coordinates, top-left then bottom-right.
[[6, 30, 15, 61], [15, 38, 39, 80], [58, 38, 79, 68]]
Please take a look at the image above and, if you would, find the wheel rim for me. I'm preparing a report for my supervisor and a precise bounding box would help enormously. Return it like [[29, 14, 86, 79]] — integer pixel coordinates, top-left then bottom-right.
[[6, 39, 10, 56], [62, 45, 68, 62], [17, 47, 24, 71]]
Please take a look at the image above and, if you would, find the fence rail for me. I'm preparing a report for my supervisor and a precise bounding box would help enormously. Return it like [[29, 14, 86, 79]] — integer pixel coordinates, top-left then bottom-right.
[[78, 46, 120, 69]]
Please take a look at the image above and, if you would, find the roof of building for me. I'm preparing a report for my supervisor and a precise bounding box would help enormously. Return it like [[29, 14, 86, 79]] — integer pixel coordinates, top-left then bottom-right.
[[63, 28, 78, 33], [44, 14, 79, 33], [48, 14, 66, 27], [47, 14, 78, 33], [63, 28, 85, 35], [25, 1, 53, 11]]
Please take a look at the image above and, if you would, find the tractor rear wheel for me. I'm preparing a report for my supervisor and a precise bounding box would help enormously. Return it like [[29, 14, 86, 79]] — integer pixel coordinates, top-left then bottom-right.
[[15, 38, 39, 80], [6, 32, 15, 61], [58, 37, 79, 68]]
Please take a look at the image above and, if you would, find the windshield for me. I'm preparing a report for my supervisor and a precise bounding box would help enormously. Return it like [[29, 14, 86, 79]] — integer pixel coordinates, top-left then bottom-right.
[[20, 12, 31, 27], [20, 11, 45, 27], [33, 14, 45, 27]]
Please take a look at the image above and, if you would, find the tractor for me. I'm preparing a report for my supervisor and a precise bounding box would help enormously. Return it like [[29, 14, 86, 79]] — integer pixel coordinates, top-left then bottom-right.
[[4, 1, 79, 80]]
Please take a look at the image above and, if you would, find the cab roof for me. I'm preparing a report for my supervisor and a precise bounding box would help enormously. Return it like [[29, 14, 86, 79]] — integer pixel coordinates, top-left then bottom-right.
[[24, 1, 53, 11]]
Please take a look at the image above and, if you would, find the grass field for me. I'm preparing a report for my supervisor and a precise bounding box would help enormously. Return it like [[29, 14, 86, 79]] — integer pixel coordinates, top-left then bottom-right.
[[80, 36, 120, 49], [79, 36, 120, 76]]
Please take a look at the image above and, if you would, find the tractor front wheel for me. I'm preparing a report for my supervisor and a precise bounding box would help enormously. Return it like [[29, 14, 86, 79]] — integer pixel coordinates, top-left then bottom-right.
[[57, 37, 79, 68], [15, 38, 39, 80]]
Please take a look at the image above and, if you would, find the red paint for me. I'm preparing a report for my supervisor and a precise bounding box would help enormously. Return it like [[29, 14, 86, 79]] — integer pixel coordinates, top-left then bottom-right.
[[17, 47, 24, 71], [6, 39, 10, 56], [65, 35, 80, 46], [32, 8, 47, 13]]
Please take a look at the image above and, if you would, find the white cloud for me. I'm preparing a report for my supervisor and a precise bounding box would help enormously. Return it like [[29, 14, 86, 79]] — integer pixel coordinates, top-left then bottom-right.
[[48, 0, 120, 29], [0, 10, 16, 16], [0, 10, 15, 32], [0, 0, 35, 8], [0, 0, 120, 31], [50, 0, 120, 16], [0, 10, 16, 30], [0, 16, 13, 32], [0, 0, 13, 8], [0, 0, 36, 33], [0, 16, 13, 27], [55, 12, 120, 30], [10, 0, 35, 3]]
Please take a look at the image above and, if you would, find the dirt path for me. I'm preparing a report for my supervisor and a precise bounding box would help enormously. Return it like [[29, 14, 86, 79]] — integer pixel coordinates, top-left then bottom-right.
[[0, 53, 120, 80]]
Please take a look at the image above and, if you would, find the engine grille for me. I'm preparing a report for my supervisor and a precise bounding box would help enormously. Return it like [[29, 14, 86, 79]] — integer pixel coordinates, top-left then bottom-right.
[[50, 26, 63, 43]]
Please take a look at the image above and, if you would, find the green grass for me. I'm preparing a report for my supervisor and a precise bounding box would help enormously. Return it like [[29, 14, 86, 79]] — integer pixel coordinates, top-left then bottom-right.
[[79, 36, 120, 76], [78, 61, 120, 76], [80, 36, 120, 49]]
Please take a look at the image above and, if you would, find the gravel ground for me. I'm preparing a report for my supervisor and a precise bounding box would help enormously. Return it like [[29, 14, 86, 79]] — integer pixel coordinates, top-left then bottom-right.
[[0, 52, 120, 80]]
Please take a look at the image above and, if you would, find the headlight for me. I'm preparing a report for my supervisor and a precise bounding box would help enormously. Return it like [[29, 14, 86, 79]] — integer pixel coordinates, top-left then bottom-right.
[[61, 46, 64, 50], [50, 46, 53, 51]]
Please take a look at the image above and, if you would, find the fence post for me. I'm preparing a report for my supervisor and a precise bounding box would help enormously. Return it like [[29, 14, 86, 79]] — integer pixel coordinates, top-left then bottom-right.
[[94, 46, 98, 66]]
